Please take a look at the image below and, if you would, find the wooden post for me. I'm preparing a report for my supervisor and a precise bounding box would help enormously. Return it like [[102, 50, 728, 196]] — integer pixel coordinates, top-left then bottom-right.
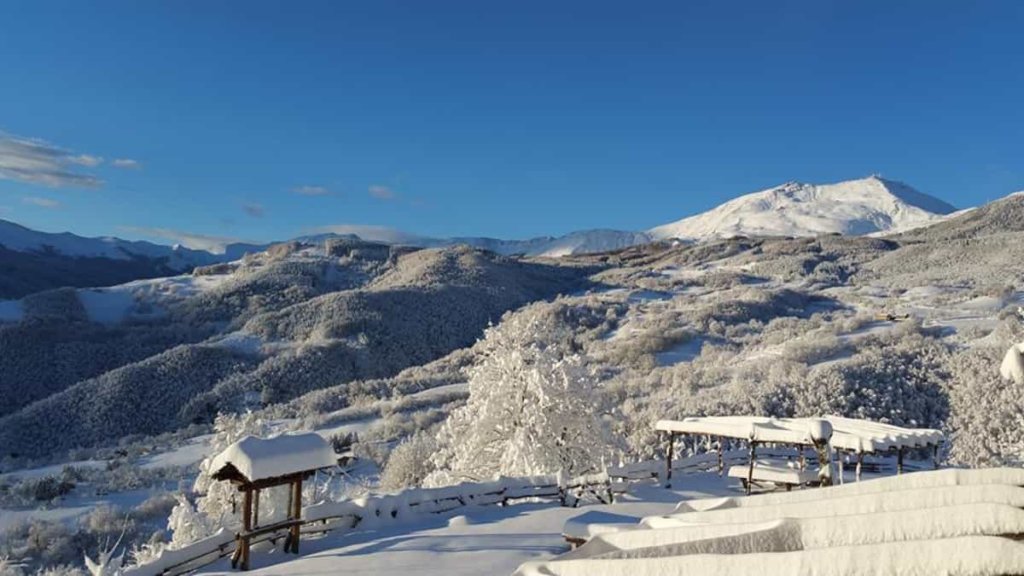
[[798, 446, 806, 471], [241, 487, 252, 570], [252, 489, 260, 529], [933, 443, 940, 470], [837, 451, 845, 485], [291, 477, 303, 553], [897, 448, 904, 475], [717, 436, 724, 476], [746, 441, 757, 495], [665, 432, 675, 488], [855, 452, 863, 482]]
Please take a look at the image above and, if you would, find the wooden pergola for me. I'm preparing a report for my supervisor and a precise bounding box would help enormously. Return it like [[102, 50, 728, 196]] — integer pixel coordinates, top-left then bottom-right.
[[656, 416, 944, 493], [209, 433, 338, 571]]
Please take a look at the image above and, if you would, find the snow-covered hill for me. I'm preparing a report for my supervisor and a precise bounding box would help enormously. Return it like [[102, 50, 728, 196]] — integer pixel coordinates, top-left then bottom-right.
[[649, 176, 956, 241]]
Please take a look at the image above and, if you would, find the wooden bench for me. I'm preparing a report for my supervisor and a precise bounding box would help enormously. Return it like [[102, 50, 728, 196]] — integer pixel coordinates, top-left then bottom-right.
[[727, 464, 818, 492]]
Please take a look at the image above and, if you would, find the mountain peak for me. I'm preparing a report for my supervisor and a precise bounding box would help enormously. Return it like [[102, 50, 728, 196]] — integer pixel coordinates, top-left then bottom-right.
[[649, 176, 955, 240]]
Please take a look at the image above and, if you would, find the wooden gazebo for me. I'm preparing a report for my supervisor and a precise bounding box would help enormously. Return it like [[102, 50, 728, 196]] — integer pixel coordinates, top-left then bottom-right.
[[209, 433, 338, 570]]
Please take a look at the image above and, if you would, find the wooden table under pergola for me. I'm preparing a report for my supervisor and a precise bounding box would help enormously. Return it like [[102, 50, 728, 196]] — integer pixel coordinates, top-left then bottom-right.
[[209, 433, 338, 571], [655, 416, 944, 493]]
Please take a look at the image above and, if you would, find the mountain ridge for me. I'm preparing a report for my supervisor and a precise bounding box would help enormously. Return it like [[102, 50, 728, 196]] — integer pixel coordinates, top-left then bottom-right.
[[649, 176, 956, 241]]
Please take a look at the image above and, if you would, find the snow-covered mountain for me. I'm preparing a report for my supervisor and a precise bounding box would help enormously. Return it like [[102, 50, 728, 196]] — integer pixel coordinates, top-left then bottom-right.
[[648, 176, 957, 241], [0, 218, 266, 269], [303, 226, 651, 258]]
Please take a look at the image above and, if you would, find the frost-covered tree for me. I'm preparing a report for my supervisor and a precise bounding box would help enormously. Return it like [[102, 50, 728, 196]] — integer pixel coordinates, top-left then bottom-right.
[[948, 346, 1024, 467], [168, 412, 290, 548], [425, 307, 611, 485]]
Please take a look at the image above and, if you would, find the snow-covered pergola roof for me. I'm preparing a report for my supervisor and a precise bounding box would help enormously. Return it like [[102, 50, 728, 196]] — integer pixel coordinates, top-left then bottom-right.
[[209, 433, 338, 484], [655, 416, 943, 453]]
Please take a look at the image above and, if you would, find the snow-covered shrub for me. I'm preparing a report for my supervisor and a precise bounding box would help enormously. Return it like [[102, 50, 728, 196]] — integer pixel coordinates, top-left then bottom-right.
[[379, 431, 438, 491], [791, 330, 950, 428], [425, 304, 614, 485], [947, 346, 1024, 467]]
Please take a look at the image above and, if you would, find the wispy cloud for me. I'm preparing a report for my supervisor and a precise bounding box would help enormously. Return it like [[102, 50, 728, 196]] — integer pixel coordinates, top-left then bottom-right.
[[22, 196, 61, 209], [118, 226, 246, 254], [111, 158, 142, 169], [307, 224, 430, 245], [291, 185, 331, 196], [68, 154, 103, 167], [242, 203, 265, 218], [0, 132, 104, 188], [369, 185, 396, 200]]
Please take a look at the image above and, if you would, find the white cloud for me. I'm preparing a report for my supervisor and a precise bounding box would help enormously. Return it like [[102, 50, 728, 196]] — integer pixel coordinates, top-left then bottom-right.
[[369, 185, 396, 200], [242, 203, 264, 218], [111, 158, 142, 169], [0, 132, 104, 188], [307, 224, 432, 245], [118, 226, 245, 254], [291, 185, 331, 196], [68, 154, 103, 167], [22, 196, 61, 209]]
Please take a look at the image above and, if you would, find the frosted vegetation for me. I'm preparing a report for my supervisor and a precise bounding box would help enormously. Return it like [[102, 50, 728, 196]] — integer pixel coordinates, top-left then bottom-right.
[[5, 196, 1024, 574]]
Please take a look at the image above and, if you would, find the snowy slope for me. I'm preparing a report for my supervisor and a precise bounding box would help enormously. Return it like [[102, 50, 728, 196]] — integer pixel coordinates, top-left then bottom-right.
[[649, 176, 956, 241]]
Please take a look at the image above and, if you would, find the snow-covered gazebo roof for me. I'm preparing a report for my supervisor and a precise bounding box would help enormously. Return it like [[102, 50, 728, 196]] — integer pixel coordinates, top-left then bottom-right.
[[210, 433, 338, 484], [655, 416, 943, 454]]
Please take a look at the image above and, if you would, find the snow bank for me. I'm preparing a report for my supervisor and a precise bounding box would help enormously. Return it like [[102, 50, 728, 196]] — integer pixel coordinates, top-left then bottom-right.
[[673, 467, 1024, 512], [647, 484, 1024, 528], [514, 536, 1024, 576], [568, 503, 1024, 562], [209, 433, 337, 482]]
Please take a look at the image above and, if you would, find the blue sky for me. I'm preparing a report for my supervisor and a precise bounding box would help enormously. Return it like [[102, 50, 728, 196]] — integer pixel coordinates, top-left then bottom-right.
[[0, 1, 1021, 248]]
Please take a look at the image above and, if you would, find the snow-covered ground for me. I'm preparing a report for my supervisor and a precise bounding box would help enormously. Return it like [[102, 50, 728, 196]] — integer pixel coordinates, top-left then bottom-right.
[[197, 483, 705, 576]]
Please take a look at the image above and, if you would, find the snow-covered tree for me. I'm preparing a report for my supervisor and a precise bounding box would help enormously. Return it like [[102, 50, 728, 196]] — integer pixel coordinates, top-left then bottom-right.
[[168, 412, 292, 548], [425, 308, 611, 485]]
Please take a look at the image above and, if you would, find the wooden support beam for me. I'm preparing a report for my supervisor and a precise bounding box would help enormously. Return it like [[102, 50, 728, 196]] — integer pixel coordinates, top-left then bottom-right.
[[241, 488, 252, 570], [253, 489, 260, 529], [665, 432, 675, 488], [717, 436, 724, 477], [746, 441, 757, 495], [290, 478, 302, 554], [933, 443, 940, 470], [855, 452, 864, 482], [897, 448, 904, 475]]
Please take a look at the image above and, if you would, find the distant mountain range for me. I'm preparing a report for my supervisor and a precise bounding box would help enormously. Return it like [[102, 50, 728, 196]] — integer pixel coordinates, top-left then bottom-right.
[[0, 176, 959, 298]]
